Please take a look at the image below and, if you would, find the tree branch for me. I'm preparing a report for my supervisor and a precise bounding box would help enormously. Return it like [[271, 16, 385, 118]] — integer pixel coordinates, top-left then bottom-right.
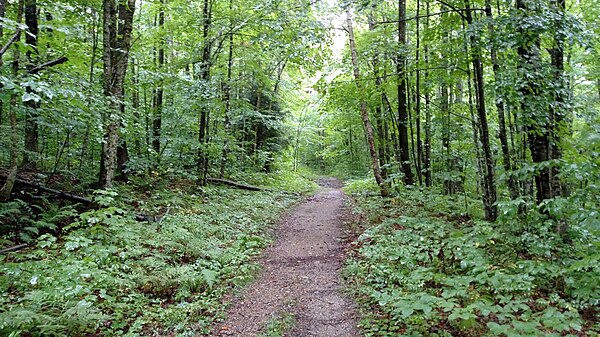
[[0, 31, 21, 58], [27, 56, 68, 74]]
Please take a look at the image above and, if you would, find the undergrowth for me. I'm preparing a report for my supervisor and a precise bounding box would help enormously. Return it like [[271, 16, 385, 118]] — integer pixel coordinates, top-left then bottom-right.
[[0, 172, 311, 336], [343, 180, 599, 337]]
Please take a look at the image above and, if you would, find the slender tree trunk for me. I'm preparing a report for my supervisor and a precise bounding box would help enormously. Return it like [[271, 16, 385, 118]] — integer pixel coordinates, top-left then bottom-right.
[[423, 1, 432, 187], [414, 0, 423, 185], [22, 0, 39, 168], [99, 0, 135, 188], [464, 0, 498, 221], [397, 0, 414, 185], [368, 10, 388, 181], [485, 0, 518, 200], [549, 0, 566, 198], [220, 0, 234, 178], [197, 0, 212, 183], [0, 0, 6, 124], [441, 84, 453, 194], [0, 0, 23, 200], [346, 8, 389, 197], [152, 0, 165, 156]]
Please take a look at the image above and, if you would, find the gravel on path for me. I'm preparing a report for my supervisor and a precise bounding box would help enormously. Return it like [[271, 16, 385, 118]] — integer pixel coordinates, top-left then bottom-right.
[[209, 178, 361, 337]]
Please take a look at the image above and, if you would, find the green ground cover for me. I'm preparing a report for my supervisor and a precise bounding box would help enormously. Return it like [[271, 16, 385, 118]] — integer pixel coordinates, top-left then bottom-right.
[[0, 173, 316, 336], [343, 179, 599, 337]]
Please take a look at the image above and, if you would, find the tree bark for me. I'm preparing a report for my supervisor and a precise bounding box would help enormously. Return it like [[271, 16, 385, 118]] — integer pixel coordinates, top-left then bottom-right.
[[152, 0, 165, 156], [368, 10, 389, 181], [397, 0, 414, 185], [0, 0, 23, 200], [423, 1, 432, 187], [197, 0, 212, 184], [415, 0, 423, 185], [464, 0, 498, 221], [516, 0, 552, 204], [485, 0, 518, 200], [22, 0, 39, 169], [99, 0, 135, 188], [346, 8, 389, 197], [549, 0, 566, 199]]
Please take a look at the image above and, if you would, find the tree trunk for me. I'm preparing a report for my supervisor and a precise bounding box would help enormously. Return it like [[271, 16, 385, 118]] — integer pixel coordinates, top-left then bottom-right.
[[99, 0, 135, 188], [415, 0, 423, 185], [397, 0, 414, 185], [549, 0, 566, 199], [465, 0, 498, 221], [152, 0, 165, 156], [368, 10, 389, 181], [346, 8, 389, 197], [0, 0, 23, 200], [516, 0, 551, 204], [220, 0, 234, 179], [22, 0, 39, 169], [423, 1, 432, 187], [485, 0, 518, 200], [197, 0, 212, 184]]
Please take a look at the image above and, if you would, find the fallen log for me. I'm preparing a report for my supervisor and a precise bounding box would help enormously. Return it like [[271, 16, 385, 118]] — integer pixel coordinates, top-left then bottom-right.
[[207, 177, 269, 191], [0, 174, 91, 204], [0, 243, 28, 254]]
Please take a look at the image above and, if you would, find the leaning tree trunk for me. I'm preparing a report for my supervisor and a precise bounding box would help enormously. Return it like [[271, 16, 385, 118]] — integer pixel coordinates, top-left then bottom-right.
[[99, 0, 135, 188], [346, 8, 389, 197]]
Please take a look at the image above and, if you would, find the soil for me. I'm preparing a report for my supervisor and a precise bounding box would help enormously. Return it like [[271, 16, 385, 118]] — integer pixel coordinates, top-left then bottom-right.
[[209, 178, 362, 337]]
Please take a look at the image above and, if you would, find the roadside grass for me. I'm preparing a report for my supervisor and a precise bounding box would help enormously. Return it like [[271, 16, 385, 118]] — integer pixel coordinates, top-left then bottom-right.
[[0, 172, 313, 336], [343, 179, 599, 337]]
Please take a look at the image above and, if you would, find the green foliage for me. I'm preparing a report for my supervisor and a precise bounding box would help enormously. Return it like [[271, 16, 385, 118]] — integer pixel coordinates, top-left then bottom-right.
[[343, 177, 380, 196], [344, 190, 599, 336], [0, 180, 300, 336], [0, 199, 78, 244]]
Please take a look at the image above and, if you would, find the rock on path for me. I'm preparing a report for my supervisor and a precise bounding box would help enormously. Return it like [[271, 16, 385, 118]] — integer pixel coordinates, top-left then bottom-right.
[[209, 179, 361, 337]]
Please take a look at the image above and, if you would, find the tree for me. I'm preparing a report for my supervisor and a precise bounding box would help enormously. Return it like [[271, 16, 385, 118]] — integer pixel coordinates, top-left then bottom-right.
[[346, 7, 389, 197], [397, 0, 414, 185], [99, 0, 136, 188]]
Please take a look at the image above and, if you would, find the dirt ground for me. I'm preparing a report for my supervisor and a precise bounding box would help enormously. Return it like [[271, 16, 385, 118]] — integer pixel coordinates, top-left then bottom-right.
[[209, 178, 361, 337]]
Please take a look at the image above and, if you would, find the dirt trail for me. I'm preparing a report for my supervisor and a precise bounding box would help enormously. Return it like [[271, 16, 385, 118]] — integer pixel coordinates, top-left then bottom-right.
[[210, 178, 361, 337]]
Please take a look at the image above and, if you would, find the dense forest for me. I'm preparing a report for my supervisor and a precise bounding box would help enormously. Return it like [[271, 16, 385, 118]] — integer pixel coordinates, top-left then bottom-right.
[[0, 0, 598, 335]]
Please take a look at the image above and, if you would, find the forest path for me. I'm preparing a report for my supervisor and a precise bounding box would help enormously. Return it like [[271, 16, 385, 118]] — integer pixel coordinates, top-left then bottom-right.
[[209, 178, 361, 337]]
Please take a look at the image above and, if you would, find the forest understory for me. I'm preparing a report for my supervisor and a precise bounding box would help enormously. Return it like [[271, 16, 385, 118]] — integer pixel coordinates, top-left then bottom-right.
[[1, 0, 599, 335]]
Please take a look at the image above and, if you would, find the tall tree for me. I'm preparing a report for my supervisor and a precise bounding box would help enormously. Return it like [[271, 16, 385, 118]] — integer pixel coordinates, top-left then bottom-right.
[[99, 0, 136, 188], [464, 0, 497, 221], [397, 0, 414, 185], [485, 0, 519, 200], [346, 8, 389, 197], [516, 0, 552, 204], [152, 0, 165, 156], [22, 0, 39, 168]]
